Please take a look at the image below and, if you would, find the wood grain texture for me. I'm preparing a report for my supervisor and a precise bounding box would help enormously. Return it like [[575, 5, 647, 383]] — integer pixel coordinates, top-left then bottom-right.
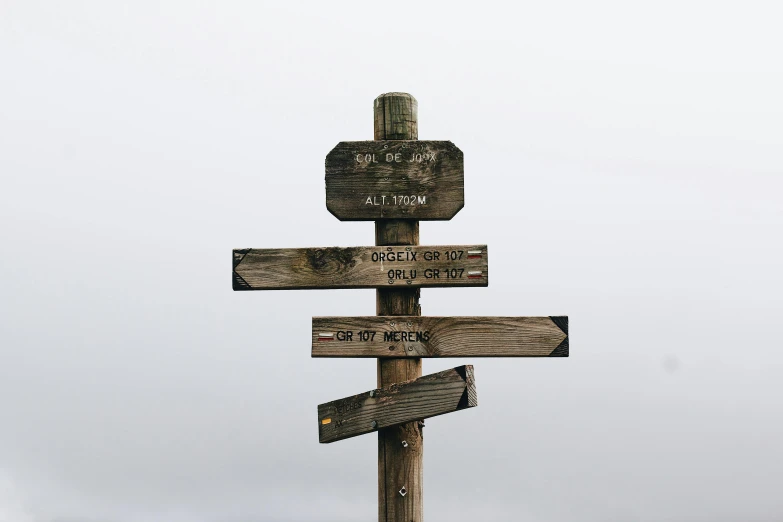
[[232, 245, 488, 290], [374, 92, 423, 522], [374, 219, 419, 247], [318, 365, 476, 444], [375, 225, 423, 522], [374, 92, 417, 140], [325, 140, 464, 221], [312, 316, 569, 357]]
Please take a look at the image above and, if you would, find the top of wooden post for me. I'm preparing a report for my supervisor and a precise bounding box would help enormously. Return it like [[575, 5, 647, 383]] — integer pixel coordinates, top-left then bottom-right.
[[374, 93, 418, 141]]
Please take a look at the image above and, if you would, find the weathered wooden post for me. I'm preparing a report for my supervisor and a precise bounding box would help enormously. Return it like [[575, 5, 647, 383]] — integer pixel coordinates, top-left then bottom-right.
[[232, 92, 568, 522], [374, 92, 423, 522]]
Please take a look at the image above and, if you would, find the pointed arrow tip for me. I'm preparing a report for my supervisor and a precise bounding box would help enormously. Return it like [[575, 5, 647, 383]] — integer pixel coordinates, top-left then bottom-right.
[[549, 316, 568, 335]]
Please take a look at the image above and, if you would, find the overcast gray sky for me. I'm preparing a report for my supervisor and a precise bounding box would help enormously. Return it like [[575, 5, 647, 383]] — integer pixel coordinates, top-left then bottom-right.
[[1, 1, 782, 521]]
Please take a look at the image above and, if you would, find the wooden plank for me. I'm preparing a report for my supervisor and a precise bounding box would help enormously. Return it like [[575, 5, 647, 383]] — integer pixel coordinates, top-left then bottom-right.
[[312, 316, 569, 358], [233, 245, 488, 290], [325, 140, 464, 221], [317, 365, 477, 444], [373, 93, 423, 522]]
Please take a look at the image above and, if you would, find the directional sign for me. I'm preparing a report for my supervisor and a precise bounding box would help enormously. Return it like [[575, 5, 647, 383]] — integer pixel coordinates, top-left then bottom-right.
[[233, 245, 488, 290], [312, 316, 568, 357], [318, 365, 476, 443], [325, 140, 464, 221]]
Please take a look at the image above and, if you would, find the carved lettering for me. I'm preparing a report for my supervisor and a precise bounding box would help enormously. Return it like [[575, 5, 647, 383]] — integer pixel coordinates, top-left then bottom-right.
[[363, 194, 427, 206], [354, 151, 436, 164], [382, 330, 431, 343], [335, 402, 362, 415], [387, 269, 417, 280], [371, 251, 418, 262]]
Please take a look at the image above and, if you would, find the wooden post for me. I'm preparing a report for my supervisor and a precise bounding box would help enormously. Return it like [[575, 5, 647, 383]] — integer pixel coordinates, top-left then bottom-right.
[[375, 92, 423, 522]]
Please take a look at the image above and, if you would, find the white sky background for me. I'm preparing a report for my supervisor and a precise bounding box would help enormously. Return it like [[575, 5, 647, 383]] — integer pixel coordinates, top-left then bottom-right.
[[1, 1, 782, 521]]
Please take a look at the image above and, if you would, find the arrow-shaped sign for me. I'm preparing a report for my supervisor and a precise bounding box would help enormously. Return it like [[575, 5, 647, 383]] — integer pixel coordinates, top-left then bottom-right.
[[312, 316, 568, 357], [318, 365, 477, 443], [233, 245, 488, 290]]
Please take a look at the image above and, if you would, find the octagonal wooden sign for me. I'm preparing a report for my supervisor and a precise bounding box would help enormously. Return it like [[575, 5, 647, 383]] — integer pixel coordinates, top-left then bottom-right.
[[325, 140, 464, 220]]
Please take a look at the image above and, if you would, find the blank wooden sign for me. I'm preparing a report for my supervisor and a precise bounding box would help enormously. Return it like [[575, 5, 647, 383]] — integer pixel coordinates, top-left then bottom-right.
[[325, 140, 464, 220], [318, 365, 476, 443], [233, 245, 488, 290], [312, 316, 568, 357]]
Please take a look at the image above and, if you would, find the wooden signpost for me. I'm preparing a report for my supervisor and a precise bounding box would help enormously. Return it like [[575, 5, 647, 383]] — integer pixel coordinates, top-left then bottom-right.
[[233, 245, 488, 290], [312, 316, 568, 357], [325, 140, 464, 220], [232, 92, 568, 522], [318, 365, 476, 443]]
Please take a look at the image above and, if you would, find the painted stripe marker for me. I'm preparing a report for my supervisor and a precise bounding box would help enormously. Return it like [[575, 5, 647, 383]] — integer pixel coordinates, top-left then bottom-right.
[[467, 250, 483, 259], [318, 333, 335, 341], [467, 271, 484, 279]]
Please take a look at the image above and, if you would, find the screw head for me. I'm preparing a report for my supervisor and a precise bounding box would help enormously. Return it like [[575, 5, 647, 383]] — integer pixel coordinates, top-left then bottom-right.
[[371, 420, 378, 429], [401, 440, 409, 448], [399, 486, 407, 497], [390, 321, 395, 326], [389, 345, 395, 351]]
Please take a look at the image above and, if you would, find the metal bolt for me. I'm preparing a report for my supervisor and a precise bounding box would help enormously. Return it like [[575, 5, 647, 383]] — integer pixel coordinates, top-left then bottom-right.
[[369, 390, 376, 398], [390, 321, 395, 326], [371, 420, 378, 429], [407, 346, 413, 352], [407, 322, 412, 327], [388, 279, 394, 284], [389, 345, 395, 351], [399, 486, 407, 497], [401, 440, 408, 448]]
